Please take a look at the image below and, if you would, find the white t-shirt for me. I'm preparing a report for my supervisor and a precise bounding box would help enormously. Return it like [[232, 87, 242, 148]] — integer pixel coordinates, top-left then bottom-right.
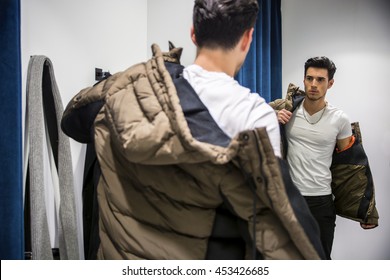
[[285, 101, 352, 196], [183, 64, 281, 157]]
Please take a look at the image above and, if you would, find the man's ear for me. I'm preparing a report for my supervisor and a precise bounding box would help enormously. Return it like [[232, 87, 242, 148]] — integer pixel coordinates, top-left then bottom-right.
[[190, 26, 198, 46], [241, 27, 254, 51], [328, 79, 334, 89]]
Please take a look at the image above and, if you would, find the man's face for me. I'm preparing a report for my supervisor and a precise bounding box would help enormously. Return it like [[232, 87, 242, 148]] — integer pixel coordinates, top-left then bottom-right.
[[303, 67, 334, 101]]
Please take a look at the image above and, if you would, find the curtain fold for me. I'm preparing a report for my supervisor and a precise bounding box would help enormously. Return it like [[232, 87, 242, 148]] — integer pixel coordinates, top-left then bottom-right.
[[236, 0, 282, 103], [0, 0, 24, 259]]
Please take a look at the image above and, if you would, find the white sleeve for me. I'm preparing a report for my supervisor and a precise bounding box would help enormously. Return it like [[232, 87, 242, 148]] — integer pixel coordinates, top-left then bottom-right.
[[251, 101, 281, 157], [337, 112, 352, 139]]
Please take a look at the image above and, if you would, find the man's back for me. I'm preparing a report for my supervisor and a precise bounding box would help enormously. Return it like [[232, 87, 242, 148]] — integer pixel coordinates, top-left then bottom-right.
[[183, 64, 281, 157]]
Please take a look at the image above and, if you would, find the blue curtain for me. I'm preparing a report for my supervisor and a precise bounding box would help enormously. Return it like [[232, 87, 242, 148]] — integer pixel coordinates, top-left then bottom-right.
[[236, 0, 282, 103], [0, 0, 24, 259]]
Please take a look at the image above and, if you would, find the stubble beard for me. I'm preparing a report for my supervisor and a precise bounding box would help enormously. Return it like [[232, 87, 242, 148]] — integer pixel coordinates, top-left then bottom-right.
[[306, 95, 322, 102]]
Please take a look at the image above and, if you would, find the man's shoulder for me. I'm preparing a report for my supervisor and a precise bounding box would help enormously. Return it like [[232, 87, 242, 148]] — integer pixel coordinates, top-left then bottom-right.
[[326, 103, 351, 125], [183, 64, 200, 72], [327, 103, 347, 115]]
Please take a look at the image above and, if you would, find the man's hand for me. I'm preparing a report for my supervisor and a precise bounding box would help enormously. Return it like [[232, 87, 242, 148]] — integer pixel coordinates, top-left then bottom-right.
[[277, 109, 292, 124], [360, 223, 377, 229]]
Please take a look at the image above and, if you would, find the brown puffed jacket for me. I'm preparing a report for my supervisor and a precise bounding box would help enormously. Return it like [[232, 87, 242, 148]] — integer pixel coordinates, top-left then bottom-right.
[[62, 44, 325, 260]]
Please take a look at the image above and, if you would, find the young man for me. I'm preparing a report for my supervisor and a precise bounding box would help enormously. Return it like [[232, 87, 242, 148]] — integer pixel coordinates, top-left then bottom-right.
[[183, 0, 281, 157], [275, 56, 377, 259], [61, 0, 327, 260]]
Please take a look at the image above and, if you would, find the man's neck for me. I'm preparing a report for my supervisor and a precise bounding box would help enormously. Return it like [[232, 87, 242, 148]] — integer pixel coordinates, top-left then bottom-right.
[[194, 48, 240, 77], [303, 97, 327, 115]]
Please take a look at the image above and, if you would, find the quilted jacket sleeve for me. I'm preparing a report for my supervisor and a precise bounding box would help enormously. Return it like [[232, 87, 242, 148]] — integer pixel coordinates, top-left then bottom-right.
[[331, 122, 379, 226]]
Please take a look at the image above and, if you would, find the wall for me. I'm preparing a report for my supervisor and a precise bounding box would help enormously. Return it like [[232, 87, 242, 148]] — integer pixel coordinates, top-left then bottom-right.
[[21, 0, 148, 258], [281, 0, 390, 259], [147, 0, 196, 66]]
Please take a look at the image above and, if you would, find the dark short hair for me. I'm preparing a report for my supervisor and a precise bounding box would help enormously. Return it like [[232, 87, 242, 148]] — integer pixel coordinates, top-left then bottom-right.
[[304, 56, 337, 80], [193, 0, 259, 50]]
